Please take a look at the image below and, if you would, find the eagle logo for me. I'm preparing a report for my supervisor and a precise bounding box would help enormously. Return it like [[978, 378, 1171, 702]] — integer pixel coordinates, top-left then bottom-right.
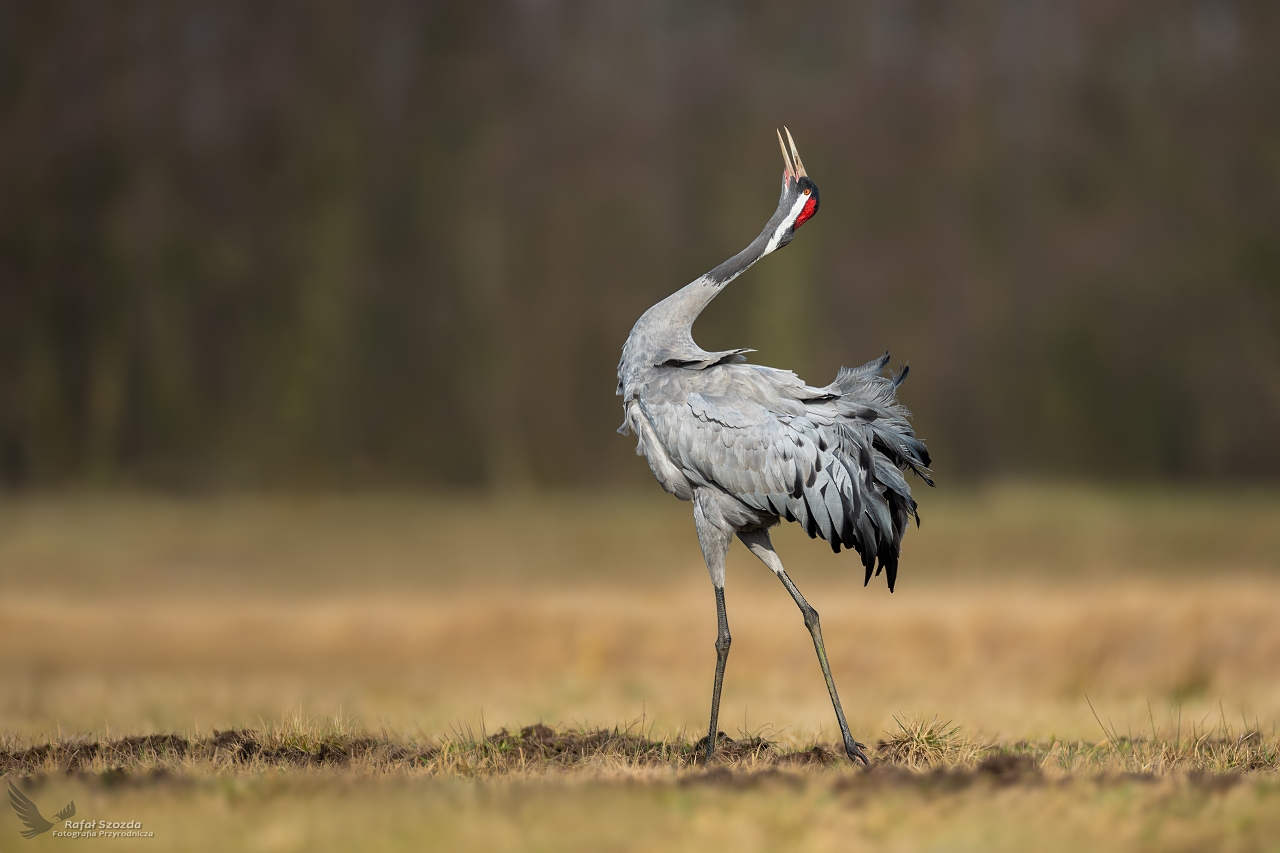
[[7, 780, 76, 839]]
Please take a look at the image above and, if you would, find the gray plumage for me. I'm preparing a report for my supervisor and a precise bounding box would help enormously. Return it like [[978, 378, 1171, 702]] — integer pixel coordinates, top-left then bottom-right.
[[616, 147, 931, 594], [619, 350, 930, 591], [616, 130, 932, 765]]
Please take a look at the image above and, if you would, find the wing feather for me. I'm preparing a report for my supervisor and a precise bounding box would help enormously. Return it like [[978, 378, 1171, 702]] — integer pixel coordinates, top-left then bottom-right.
[[638, 358, 930, 590]]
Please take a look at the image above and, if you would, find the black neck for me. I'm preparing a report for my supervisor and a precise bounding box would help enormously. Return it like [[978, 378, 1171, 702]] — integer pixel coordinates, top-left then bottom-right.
[[704, 198, 790, 286], [706, 229, 771, 286]]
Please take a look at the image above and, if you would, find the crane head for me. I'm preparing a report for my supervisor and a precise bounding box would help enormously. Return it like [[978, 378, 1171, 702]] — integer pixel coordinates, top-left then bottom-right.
[[769, 127, 820, 252]]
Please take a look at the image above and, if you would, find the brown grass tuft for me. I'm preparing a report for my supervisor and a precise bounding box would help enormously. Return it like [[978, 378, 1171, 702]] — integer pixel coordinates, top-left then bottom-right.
[[876, 715, 981, 769]]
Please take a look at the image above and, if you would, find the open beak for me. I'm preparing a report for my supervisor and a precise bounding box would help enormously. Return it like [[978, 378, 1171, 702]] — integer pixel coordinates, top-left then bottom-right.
[[776, 127, 807, 183]]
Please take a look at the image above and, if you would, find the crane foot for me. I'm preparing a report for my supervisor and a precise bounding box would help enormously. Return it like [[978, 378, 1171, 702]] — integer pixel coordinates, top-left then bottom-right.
[[844, 738, 871, 767]]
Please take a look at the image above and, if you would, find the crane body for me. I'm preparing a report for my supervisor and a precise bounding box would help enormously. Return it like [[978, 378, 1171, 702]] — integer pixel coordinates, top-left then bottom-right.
[[617, 131, 932, 764]]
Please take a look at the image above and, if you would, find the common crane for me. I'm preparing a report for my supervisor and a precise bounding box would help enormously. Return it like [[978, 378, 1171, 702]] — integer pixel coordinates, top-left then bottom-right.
[[617, 130, 932, 765]]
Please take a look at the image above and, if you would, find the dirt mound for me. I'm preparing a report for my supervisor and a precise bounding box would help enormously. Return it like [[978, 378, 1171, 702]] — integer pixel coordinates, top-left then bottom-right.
[[0, 729, 433, 778], [484, 724, 774, 766]]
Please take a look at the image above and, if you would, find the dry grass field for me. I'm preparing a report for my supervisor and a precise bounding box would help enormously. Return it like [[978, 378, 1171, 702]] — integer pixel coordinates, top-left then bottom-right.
[[1, 484, 1279, 851]]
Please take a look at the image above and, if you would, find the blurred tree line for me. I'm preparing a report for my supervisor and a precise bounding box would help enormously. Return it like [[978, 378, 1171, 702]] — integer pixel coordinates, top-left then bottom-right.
[[0, 0, 1277, 490]]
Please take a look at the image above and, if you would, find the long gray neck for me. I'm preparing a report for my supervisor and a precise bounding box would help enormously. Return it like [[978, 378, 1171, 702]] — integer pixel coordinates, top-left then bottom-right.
[[656, 227, 774, 337], [618, 211, 784, 395]]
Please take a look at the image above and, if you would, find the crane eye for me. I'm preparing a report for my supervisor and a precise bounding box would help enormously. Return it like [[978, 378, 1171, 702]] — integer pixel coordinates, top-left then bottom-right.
[[803, 188, 811, 196]]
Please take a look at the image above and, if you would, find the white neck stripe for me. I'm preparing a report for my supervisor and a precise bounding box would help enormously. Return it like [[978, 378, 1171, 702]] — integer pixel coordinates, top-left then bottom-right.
[[764, 194, 810, 255]]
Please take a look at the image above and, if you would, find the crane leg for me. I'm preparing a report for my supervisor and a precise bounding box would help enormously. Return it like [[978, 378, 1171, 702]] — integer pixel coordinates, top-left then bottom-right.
[[703, 586, 732, 765], [738, 528, 869, 766], [693, 491, 733, 765]]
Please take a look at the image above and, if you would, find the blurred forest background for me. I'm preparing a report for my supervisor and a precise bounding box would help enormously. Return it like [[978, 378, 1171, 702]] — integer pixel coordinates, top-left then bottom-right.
[[1, 0, 1278, 491]]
